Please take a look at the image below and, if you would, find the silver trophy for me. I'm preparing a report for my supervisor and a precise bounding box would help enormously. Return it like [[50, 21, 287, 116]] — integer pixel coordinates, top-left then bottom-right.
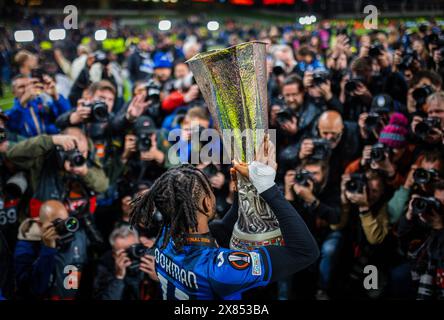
[[187, 41, 283, 250]]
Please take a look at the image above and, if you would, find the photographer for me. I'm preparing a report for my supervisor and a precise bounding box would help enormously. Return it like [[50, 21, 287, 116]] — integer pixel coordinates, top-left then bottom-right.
[[388, 149, 444, 224], [161, 62, 201, 114], [14, 200, 88, 299], [120, 116, 168, 183], [346, 112, 413, 189], [411, 92, 444, 149], [111, 80, 162, 132], [68, 51, 118, 107], [127, 39, 154, 83], [280, 75, 312, 132], [407, 70, 441, 114], [398, 181, 444, 299], [6, 73, 71, 138], [284, 159, 341, 299], [6, 127, 109, 219], [340, 170, 396, 298], [303, 70, 344, 114], [358, 94, 393, 144], [299, 111, 361, 186], [0, 111, 26, 250], [93, 225, 158, 300]]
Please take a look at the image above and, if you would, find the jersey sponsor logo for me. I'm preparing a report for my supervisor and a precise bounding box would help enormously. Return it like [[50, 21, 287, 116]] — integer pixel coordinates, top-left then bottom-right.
[[228, 252, 251, 270], [250, 252, 262, 276]]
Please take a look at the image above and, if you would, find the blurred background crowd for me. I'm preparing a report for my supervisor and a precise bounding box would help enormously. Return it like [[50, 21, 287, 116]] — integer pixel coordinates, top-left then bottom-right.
[[1, 0, 444, 300]]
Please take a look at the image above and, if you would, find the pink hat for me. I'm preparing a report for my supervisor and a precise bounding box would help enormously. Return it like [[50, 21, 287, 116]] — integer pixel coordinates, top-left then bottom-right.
[[378, 113, 409, 148]]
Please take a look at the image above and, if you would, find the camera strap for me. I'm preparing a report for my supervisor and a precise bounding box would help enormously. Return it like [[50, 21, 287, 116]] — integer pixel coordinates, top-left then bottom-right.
[[184, 233, 218, 248]]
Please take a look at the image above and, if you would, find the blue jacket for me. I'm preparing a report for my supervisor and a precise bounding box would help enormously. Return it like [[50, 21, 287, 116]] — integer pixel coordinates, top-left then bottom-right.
[[14, 230, 89, 299], [6, 95, 71, 137]]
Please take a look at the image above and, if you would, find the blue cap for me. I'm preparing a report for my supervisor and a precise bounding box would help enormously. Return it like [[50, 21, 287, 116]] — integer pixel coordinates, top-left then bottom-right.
[[153, 52, 173, 69]]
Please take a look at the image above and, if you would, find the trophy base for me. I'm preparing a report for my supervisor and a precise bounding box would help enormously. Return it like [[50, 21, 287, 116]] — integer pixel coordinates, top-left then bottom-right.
[[230, 224, 284, 251]]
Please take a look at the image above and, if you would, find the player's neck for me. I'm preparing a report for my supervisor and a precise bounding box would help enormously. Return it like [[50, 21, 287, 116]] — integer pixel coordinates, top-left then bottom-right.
[[188, 220, 210, 235]]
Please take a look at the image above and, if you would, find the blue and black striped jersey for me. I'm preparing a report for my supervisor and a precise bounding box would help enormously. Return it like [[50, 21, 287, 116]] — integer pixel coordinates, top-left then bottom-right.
[[153, 228, 272, 300]]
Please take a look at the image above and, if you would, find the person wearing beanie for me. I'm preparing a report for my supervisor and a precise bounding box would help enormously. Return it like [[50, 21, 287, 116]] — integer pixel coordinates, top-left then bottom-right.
[[346, 112, 414, 189], [153, 53, 173, 85]]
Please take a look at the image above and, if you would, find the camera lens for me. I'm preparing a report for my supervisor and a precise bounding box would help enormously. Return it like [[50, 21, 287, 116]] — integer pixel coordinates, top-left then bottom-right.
[[413, 168, 430, 185], [65, 217, 80, 233], [92, 101, 109, 122], [412, 197, 428, 214], [137, 133, 152, 151]]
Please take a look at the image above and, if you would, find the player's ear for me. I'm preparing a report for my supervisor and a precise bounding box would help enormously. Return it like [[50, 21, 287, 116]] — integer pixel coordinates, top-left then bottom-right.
[[202, 194, 213, 216]]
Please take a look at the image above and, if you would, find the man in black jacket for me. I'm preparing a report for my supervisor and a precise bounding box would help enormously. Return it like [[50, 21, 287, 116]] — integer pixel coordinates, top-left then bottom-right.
[[299, 110, 361, 186]]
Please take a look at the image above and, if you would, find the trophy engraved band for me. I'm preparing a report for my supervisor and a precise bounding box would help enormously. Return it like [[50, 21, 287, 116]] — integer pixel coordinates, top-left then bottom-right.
[[187, 41, 283, 250]]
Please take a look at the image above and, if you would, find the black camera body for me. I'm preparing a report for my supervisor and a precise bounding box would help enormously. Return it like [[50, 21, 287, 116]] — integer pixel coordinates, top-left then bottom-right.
[[368, 44, 384, 57], [397, 52, 418, 71], [276, 107, 295, 127], [93, 51, 109, 66], [136, 132, 153, 152], [56, 146, 87, 168], [144, 79, 161, 104], [294, 169, 314, 187], [126, 243, 154, 272], [412, 85, 434, 110], [370, 143, 388, 162], [346, 173, 367, 194], [310, 139, 332, 161], [414, 117, 441, 141], [365, 112, 381, 132], [345, 77, 364, 93], [312, 70, 329, 86], [413, 168, 439, 185], [411, 196, 441, 216], [53, 217, 79, 246], [83, 100, 109, 123]]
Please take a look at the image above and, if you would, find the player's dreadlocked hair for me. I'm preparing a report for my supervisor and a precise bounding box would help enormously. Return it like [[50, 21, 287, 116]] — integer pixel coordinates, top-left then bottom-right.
[[130, 164, 214, 250]]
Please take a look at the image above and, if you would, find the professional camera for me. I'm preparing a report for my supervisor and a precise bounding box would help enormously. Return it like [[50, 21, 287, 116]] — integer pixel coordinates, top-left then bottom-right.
[[56, 146, 87, 168], [345, 76, 365, 93], [312, 70, 329, 86], [397, 49, 419, 71], [276, 107, 296, 127], [411, 196, 441, 216], [412, 85, 434, 110], [310, 139, 332, 161], [414, 117, 441, 141], [413, 168, 439, 185], [53, 217, 79, 246], [136, 132, 153, 152], [83, 100, 109, 123], [365, 112, 381, 132], [144, 79, 161, 104], [370, 143, 388, 162], [345, 173, 367, 194], [0, 127, 7, 143], [126, 243, 154, 272], [4, 172, 28, 198], [294, 169, 314, 187], [30, 68, 45, 82], [272, 60, 286, 76], [368, 43, 384, 57], [93, 51, 109, 66]]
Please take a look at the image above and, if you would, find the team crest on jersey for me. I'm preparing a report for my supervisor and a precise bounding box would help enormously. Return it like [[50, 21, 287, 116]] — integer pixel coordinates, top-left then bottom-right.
[[228, 252, 251, 270]]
